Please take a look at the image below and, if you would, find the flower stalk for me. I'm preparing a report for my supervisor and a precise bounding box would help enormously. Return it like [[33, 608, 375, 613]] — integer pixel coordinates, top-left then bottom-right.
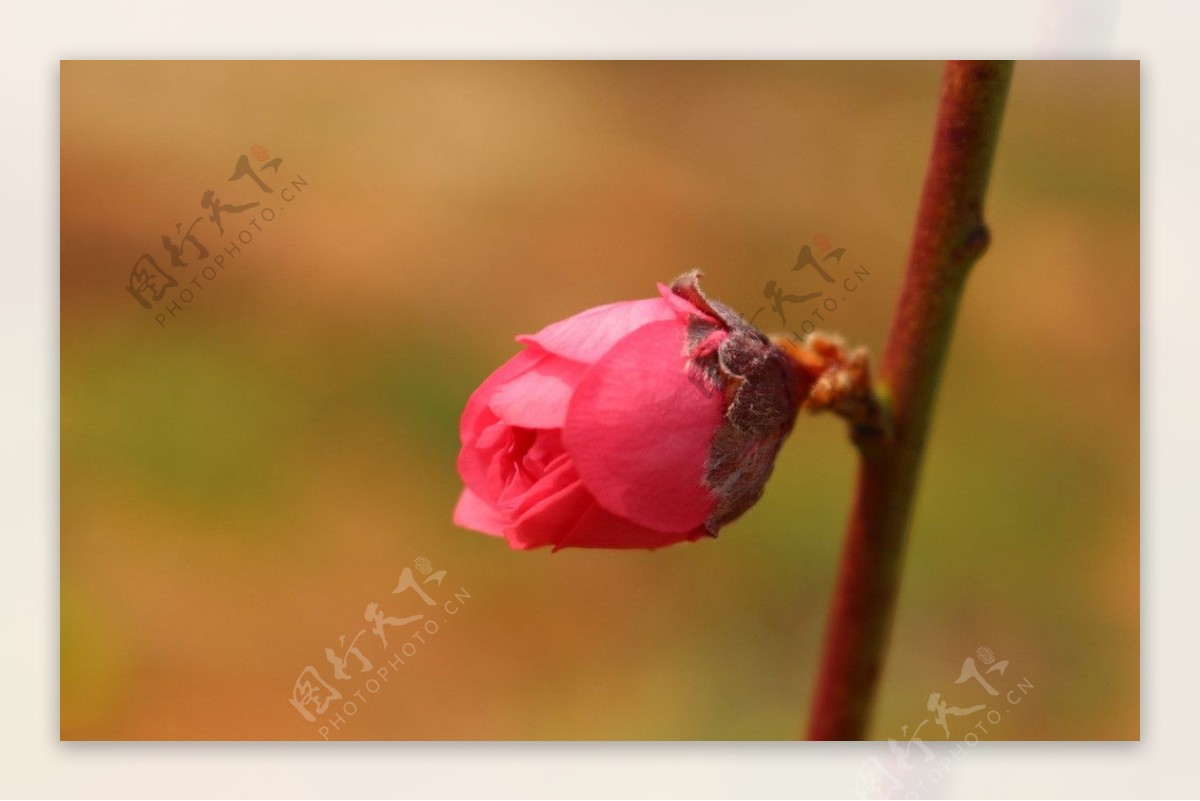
[[774, 334, 888, 443], [805, 61, 1014, 740]]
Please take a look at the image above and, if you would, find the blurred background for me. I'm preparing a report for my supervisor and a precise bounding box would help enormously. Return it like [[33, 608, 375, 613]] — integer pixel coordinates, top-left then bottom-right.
[[61, 61, 1138, 740]]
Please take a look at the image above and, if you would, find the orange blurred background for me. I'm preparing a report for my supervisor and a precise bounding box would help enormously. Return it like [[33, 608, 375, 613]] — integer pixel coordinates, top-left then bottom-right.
[[60, 61, 1138, 740]]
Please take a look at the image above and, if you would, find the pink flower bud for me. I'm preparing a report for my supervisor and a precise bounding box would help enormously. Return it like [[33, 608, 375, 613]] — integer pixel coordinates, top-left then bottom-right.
[[453, 272, 805, 550]]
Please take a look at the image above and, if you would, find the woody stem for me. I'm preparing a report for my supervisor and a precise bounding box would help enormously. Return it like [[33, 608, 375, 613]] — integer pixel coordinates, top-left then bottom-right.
[[805, 61, 1014, 740]]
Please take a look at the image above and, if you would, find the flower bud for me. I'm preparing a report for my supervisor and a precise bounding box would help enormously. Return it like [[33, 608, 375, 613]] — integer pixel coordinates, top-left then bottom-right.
[[453, 271, 805, 550]]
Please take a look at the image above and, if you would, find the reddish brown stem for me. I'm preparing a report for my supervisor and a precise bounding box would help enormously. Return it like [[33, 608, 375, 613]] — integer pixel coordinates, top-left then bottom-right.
[[806, 61, 1014, 740]]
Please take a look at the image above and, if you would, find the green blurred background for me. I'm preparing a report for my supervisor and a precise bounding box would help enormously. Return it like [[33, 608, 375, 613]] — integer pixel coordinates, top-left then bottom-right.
[[61, 61, 1138, 740]]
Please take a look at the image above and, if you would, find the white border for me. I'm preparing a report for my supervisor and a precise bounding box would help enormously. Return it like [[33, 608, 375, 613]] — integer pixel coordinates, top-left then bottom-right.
[[5, 0, 1191, 797]]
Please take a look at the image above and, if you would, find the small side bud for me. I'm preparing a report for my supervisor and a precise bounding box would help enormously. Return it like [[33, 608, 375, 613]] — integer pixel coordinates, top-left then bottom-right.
[[772, 333, 888, 442]]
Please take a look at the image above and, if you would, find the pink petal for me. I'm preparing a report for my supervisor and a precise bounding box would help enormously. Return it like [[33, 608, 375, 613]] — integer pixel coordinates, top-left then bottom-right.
[[501, 466, 711, 551], [488, 355, 589, 429], [458, 349, 556, 502], [457, 414, 509, 502], [494, 441, 571, 512], [459, 420, 567, 509], [452, 488, 508, 537], [516, 297, 679, 364], [504, 470, 596, 550], [552, 501, 710, 551], [563, 319, 722, 533], [460, 349, 544, 444]]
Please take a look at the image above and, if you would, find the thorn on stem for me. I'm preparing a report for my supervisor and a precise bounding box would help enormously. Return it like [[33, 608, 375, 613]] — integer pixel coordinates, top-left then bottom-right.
[[960, 222, 992, 265]]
